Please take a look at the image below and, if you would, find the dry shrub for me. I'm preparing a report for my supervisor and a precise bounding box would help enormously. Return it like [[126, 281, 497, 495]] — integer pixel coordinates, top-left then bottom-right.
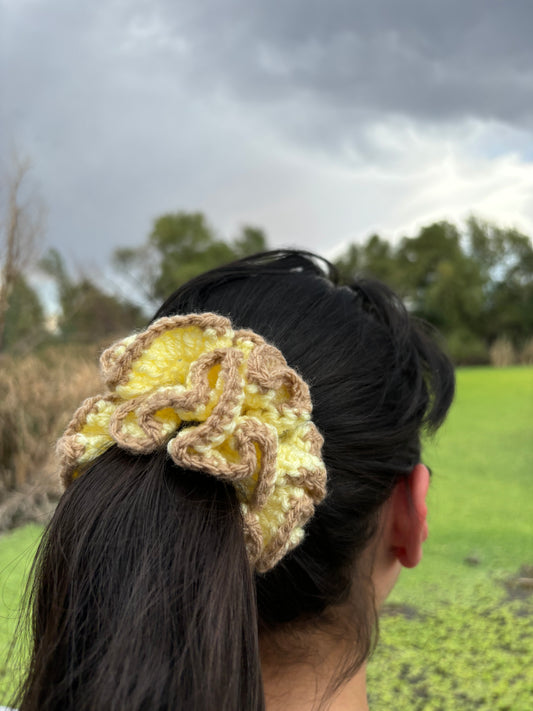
[[0, 479, 59, 530], [0, 347, 101, 518], [489, 337, 516, 367], [519, 337, 533, 365], [444, 330, 489, 366]]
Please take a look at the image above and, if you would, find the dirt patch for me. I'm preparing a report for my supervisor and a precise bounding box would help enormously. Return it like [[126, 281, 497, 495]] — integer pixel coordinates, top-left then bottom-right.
[[381, 602, 422, 620], [503, 564, 533, 601]]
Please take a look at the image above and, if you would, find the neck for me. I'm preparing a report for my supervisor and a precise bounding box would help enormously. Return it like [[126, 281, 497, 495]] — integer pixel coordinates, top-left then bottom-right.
[[262, 666, 368, 711], [260, 631, 369, 711]]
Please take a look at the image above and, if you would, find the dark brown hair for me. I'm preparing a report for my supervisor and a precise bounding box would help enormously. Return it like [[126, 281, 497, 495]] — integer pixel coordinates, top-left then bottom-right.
[[16, 250, 454, 710]]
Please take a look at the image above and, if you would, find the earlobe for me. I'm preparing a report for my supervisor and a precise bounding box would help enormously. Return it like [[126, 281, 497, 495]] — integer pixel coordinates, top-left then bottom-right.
[[390, 463, 430, 569]]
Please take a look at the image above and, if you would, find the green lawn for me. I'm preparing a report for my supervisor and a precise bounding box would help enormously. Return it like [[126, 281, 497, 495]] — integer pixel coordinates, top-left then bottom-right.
[[0, 523, 41, 705], [368, 366, 533, 709], [1, 367, 532, 708]]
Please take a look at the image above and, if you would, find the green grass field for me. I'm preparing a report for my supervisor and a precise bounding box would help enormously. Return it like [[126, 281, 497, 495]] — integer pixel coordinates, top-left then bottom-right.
[[368, 366, 533, 709], [1, 367, 532, 708], [0, 523, 41, 705]]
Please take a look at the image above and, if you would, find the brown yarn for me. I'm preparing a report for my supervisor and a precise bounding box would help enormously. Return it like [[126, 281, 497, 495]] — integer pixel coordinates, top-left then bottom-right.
[[56, 313, 327, 571]]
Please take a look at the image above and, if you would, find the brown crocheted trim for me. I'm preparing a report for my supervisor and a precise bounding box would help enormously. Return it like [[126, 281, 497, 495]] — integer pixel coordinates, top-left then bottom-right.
[[56, 312, 327, 571]]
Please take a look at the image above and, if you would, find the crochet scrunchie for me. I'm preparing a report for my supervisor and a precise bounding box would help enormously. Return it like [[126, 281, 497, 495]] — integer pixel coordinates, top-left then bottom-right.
[[57, 313, 327, 572]]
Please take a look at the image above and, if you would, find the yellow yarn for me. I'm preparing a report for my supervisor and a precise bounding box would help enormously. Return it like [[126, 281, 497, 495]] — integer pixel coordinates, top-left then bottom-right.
[[57, 313, 327, 572]]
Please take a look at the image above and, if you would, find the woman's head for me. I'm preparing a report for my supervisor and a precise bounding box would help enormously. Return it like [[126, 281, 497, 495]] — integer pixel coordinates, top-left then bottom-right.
[[18, 250, 454, 711], [152, 249, 454, 664]]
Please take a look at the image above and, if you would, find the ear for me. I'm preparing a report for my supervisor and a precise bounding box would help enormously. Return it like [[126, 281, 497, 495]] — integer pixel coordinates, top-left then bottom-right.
[[389, 464, 430, 569]]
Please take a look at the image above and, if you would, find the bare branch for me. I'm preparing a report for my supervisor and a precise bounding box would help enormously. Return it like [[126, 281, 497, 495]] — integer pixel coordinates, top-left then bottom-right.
[[0, 151, 46, 351]]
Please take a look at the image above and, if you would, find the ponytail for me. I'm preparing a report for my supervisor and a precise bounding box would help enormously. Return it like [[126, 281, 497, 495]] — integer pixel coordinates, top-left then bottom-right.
[[18, 306, 324, 710], [18, 448, 265, 710]]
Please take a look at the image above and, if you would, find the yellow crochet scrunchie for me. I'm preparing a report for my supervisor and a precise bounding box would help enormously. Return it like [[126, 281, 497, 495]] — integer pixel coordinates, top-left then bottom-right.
[[57, 313, 327, 572]]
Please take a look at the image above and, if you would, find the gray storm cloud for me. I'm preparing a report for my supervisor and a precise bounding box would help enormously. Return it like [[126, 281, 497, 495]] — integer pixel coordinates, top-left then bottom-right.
[[150, 0, 533, 125], [2, 0, 532, 268]]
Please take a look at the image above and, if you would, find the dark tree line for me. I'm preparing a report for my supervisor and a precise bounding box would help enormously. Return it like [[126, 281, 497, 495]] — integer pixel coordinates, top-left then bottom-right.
[[1, 212, 268, 350], [334, 217, 533, 363], [2, 206, 532, 364], [113, 211, 267, 302]]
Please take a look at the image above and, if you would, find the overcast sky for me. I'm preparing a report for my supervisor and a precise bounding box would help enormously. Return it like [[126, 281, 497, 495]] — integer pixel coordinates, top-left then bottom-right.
[[2, 0, 533, 284]]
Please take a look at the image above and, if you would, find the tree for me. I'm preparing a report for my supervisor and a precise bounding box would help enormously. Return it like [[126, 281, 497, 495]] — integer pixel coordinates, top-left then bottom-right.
[[333, 217, 533, 363], [40, 248, 145, 342], [1, 273, 45, 350], [233, 226, 268, 257], [396, 222, 486, 335], [464, 217, 533, 344], [0, 153, 45, 351], [334, 243, 360, 283], [114, 211, 268, 303]]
